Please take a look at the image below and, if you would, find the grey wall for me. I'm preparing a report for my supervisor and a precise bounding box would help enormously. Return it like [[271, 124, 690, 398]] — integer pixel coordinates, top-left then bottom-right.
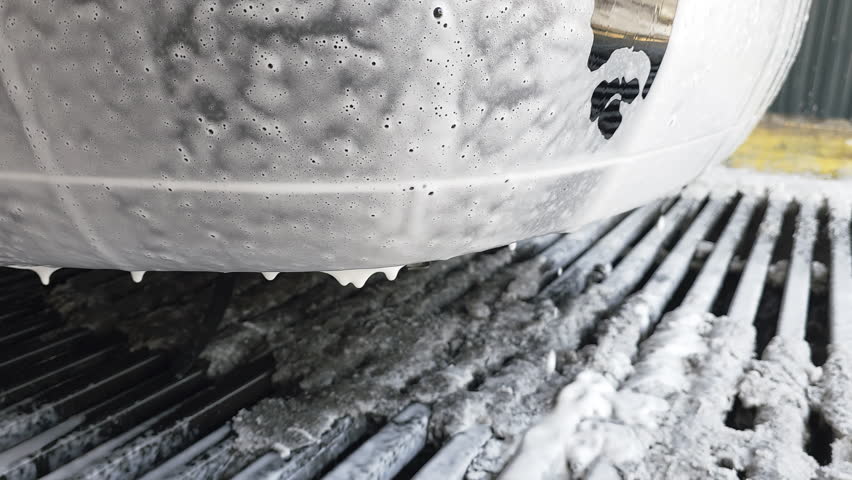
[[771, 0, 851, 120]]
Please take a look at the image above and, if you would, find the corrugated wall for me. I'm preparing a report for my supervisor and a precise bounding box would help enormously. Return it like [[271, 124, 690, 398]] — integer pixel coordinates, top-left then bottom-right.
[[770, 0, 852, 120]]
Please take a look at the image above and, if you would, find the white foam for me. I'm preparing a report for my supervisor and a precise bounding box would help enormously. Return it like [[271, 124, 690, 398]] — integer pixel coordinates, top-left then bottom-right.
[[8, 265, 60, 285], [262, 272, 280, 281], [322, 266, 404, 288]]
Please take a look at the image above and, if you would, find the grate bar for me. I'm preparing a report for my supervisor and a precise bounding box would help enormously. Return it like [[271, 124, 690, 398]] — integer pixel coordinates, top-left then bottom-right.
[[137, 425, 231, 480], [593, 198, 700, 300], [728, 195, 787, 321], [0, 330, 97, 376], [233, 416, 371, 480], [165, 436, 242, 480], [39, 403, 188, 480], [1, 372, 207, 480], [533, 215, 624, 288], [0, 328, 93, 365], [410, 425, 491, 480], [828, 198, 852, 347], [611, 198, 696, 278], [0, 346, 121, 408], [633, 196, 731, 321], [69, 362, 272, 480], [541, 200, 664, 302], [553, 198, 702, 347], [0, 320, 61, 350], [681, 197, 757, 312], [0, 306, 49, 328], [322, 404, 430, 480], [1, 355, 85, 394], [0, 413, 86, 473], [0, 375, 174, 479], [0, 353, 167, 451], [777, 200, 819, 341]]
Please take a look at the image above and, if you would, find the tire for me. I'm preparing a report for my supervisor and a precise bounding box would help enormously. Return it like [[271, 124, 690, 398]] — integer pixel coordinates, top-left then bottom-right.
[[0, 0, 810, 272]]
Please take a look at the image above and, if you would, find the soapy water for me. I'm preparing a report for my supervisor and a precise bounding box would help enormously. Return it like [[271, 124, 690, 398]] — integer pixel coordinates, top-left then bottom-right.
[[7, 265, 60, 286], [9, 264, 405, 289], [322, 266, 404, 288]]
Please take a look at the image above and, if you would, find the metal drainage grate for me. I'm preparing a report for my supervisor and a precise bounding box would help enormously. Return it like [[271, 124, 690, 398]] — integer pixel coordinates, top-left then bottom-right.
[[1, 170, 850, 479]]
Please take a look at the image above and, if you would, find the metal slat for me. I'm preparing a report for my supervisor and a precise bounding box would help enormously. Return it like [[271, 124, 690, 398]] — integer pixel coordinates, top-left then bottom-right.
[[0, 415, 86, 473], [777, 201, 819, 341], [563, 195, 734, 377], [0, 330, 97, 376], [540, 200, 665, 302], [629, 195, 732, 321], [728, 196, 787, 321], [1, 372, 207, 480], [137, 425, 232, 480], [0, 305, 48, 326], [532, 215, 624, 289], [0, 374, 173, 478], [39, 403, 189, 480], [552, 198, 703, 347], [0, 320, 61, 350], [0, 353, 167, 451], [0, 327, 91, 364], [828, 199, 852, 347], [0, 346, 121, 408], [233, 416, 371, 480], [411, 425, 491, 480], [1, 352, 86, 393], [588, 198, 701, 303], [322, 404, 430, 480], [69, 363, 272, 480], [164, 437, 242, 480], [680, 197, 757, 312]]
